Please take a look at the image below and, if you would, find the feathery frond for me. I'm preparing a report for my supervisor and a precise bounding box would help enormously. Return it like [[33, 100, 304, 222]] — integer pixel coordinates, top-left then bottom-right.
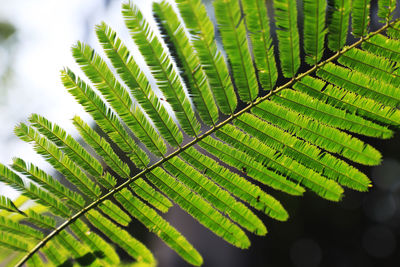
[[327, 0, 350, 51], [214, 0, 258, 102], [303, 0, 327, 64], [153, 1, 219, 125], [95, 22, 183, 147], [242, 0, 278, 91], [3, 1, 400, 266], [274, 0, 301, 77], [352, 0, 370, 37], [122, 2, 200, 136], [175, 0, 237, 114]]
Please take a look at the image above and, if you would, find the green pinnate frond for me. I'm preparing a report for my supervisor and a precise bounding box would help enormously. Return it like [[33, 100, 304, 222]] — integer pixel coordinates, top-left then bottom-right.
[[387, 21, 400, 39], [214, 0, 258, 103], [180, 147, 289, 221], [303, 0, 327, 65], [14, 123, 101, 199], [72, 41, 167, 156], [122, 2, 200, 136], [216, 125, 344, 201], [25, 183, 71, 218], [4, 2, 400, 266], [42, 243, 69, 266], [98, 200, 131, 227], [338, 48, 400, 88], [235, 113, 371, 191], [274, 0, 301, 77], [115, 188, 203, 266], [0, 163, 70, 217], [70, 218, 121, 265], [273, 89, 393, 140], [131, 178, 173, 213], [163, 156, 266, 235], [0, 232, 29, 252], [294, 75, 400, 127], [72, 116, 132, 178], [175, 0, 237, 114], [61, 68, 149, 166], [55, 230, 91, 260], [0, 196, 22, 214], [95, 22, 183, 147], [24, 209, 56, 230], [317, 62, 400, 108], [327, 0, 350, 51], [28, 114, 103, 177], [199, 136, 305, 196], [352, 0, 370, 37], [362, 34, 400, 62], [252, 98, 384, 165], [242, 0, 278, 91], [0, 216, 43, 240], [153, 1, 219, 125], [11, 157, 85, 208], [378, 0, 396, 23], [87, 209, 154, 264], [146, 167, 251, 249]]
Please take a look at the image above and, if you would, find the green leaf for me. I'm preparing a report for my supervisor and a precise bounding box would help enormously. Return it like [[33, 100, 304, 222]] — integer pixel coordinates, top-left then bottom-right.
[[42, 243, 69, 266], [0, 196, 22, 214], [327, 0, 350, 51], [317, 62, 400, 108], [387, 21, 400, 39], [175, 0, 237, 114], [303, 0, 327, 64], [242, 0, 278, 91], [29, 114, 103, 177], [338, 48, 400, 88], [95, 22, 183, 147], [362, 34, 400, 63], [131, 178, 172, 213], [295, 75, 400, 128], [98, 200, 131, 227], [153, 1, 219, 125], [199, 136, 305, 196], [352, 0, 370, 37], [12, 157, 85, 208], [274, 0, 300, 77], [87, 209, 154, 264], [72, 41, 167, 156], [122, 2, 200, 136], [163, 156, 266, 235], [115, 188, 203, 266], [0, 216, 43, 240], [378, 0, 396, 23], [146, 167, 251, 249], [0, 163, 70, 217], [0, 232, 29, 252], [24, 209, 56, 230], [70, 218, 121, 265], [235, 113, 371, 191], [72, 116, 132, 178], [216, 125, 344, 201], [61, 68, 149, 167], [214, 0, 258, 102], [15, 123, 101, 199], [181, 147, 289, 221], [273, 88, 393, 140]]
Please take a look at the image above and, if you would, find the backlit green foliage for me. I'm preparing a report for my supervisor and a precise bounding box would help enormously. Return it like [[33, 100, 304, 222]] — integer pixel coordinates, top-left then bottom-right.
[[0, 0, 399, 266]]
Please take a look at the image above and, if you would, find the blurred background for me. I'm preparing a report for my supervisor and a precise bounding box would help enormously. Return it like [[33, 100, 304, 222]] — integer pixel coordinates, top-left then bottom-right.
[[0, 0, 400, 266]]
